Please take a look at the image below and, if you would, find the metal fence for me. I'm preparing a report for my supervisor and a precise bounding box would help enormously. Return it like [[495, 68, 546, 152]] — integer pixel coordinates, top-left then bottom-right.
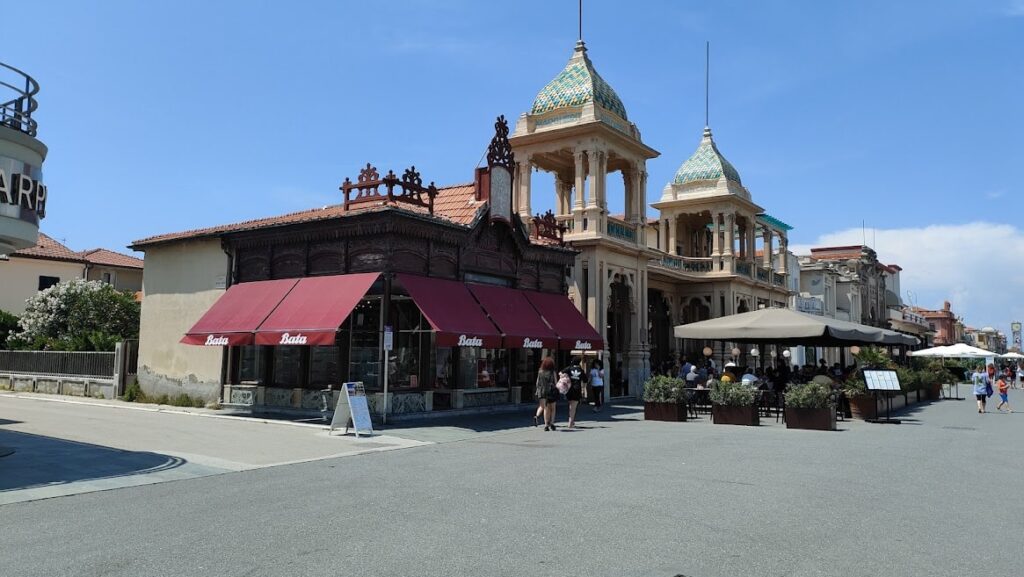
[[0, 350, 115, 378]]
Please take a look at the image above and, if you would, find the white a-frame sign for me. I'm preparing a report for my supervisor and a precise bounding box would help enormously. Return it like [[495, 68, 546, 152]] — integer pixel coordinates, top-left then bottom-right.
[[329, 382, 374, 437]]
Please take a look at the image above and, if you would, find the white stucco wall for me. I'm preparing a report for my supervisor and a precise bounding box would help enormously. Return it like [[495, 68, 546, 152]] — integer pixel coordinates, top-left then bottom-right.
[[85, 266, 144, 293], [0, 256, 85, 314], [136, 238, 227, 400]]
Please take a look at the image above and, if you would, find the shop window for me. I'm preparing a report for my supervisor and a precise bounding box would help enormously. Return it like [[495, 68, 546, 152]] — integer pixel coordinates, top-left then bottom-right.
[[348, 298, 381, 389], [38, 276, 59, 290], [308, 346, 340, 388], [273, 346, 305, 387], [455, 347, 509, 389], [237, 345, 268, 383]]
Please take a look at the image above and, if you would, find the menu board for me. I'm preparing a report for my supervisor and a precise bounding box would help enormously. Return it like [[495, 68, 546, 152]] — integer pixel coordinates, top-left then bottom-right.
[[329, 382, 374, 437], [863, 370, 901, 391]]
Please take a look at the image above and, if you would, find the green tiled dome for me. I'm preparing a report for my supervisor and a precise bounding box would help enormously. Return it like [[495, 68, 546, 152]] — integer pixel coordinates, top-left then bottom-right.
[[673, 127, 742, 185], [531, 41, 628, 121]]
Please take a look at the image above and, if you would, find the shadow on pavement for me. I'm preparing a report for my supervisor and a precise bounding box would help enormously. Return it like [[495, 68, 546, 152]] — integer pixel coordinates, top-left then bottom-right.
[[0, 429, 185, 493]]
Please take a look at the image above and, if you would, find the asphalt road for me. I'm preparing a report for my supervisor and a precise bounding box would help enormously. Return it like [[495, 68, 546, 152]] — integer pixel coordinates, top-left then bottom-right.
[[3, 396, 1021, 577]]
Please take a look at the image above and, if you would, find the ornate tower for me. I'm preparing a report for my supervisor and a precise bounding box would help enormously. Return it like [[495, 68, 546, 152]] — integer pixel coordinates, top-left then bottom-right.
[[509, 39, 659, 397]]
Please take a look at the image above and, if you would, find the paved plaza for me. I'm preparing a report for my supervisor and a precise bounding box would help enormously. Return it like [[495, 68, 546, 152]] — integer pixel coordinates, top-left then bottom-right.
[[2, 392, 1022, 577]]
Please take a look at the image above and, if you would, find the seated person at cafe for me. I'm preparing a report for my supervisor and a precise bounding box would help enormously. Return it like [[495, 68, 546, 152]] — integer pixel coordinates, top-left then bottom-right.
[[685, 365, 699, 387]]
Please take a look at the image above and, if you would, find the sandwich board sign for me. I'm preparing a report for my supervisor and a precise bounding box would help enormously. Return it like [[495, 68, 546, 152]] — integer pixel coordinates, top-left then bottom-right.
[[329, 382, 374, 437]]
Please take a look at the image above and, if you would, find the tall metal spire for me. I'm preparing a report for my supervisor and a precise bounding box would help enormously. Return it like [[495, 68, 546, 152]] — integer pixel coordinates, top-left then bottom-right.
[[704, 41, 710, 129], [578, 0, 583, 42]]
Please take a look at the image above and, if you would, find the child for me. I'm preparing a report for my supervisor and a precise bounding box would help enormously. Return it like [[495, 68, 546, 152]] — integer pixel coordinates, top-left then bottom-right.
[[996, 374, 1013, 413]]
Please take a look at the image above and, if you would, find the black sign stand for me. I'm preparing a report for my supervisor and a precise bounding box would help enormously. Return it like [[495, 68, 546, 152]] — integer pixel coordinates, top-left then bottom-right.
[[863, 370, 901, 425]]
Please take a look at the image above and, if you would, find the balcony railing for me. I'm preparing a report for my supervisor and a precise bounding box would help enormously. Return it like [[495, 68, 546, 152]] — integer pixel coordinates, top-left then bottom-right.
[[772, 272, 786, 287], [0, 62, 39, 137], [606, 219, 636, 243], [658, 254, 713, 273], [736, 261, 752, 278], [756, 267, 769, 283]]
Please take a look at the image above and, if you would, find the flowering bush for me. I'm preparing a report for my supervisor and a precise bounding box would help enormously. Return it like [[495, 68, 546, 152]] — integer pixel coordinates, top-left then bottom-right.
[[7, 279, 140, 351]]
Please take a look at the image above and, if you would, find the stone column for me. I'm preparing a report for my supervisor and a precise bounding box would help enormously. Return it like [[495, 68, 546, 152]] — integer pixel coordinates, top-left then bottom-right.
[[573, 150, 586, 231], [711, 213, 721, 270], [668, 216, 678, 256], [586, 150, 601, 209], [622, 169, 635, 222], [517, 158, 532, 220], [738, 222, 746, 260], [748, 221, 756, 264], [763, 229, 773, 269], [723, 212, 735, 272], [779, 235, 788, 274]]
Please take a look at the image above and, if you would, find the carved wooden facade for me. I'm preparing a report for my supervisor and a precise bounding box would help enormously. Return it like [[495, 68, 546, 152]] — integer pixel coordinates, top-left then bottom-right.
[[227, 205, 574, 293]]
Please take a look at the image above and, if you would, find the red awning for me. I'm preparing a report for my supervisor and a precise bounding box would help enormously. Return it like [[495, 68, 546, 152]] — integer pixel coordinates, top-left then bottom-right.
[[255, 273, 380, 346], [181, 278, 299, 346], [396, 274, 502, 348], [467, 284, 557, 349], [523, 290, 604, 351]]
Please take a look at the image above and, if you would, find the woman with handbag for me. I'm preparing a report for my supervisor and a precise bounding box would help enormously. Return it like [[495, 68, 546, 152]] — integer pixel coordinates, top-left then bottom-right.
[[975, 363, 996, 413], [534, 356, 559, 431]]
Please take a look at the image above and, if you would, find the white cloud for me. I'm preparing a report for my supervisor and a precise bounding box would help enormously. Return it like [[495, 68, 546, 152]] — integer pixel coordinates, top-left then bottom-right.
[[986, 190, 1006, 199], [790, 222, 1024, 333]]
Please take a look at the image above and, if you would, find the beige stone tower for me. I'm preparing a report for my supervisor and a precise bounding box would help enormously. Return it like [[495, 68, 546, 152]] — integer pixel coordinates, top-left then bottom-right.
[[509, 39, 660, 396]]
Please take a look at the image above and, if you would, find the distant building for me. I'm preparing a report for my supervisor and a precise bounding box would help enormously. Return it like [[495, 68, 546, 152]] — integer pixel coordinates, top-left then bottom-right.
[[800, 245, 890, 328], [912, 301, 961, 346], [0, 232, 143, 314], [964, 326, 1006, 354]]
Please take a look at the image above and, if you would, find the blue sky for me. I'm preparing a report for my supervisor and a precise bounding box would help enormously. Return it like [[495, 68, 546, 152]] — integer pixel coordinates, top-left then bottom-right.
[[6, 0, 1023, 332]]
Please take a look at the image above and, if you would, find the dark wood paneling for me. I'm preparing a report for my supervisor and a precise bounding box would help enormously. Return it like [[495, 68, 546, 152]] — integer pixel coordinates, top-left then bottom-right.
[[236, 247, 271, 282], [308, 240, 346, 276]]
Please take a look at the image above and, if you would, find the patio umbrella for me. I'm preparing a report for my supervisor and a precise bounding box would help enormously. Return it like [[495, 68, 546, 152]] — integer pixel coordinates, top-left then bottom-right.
[[909, 345, 950, 357], [1000, 352, 1024, 360], [673, 307, 916, 346], [938, 343, 998, 358]]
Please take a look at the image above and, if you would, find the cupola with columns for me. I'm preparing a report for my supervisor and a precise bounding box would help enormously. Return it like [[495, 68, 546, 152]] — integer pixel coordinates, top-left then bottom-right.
[[650, 125, 790, 279], [509, 39, 659, 245]]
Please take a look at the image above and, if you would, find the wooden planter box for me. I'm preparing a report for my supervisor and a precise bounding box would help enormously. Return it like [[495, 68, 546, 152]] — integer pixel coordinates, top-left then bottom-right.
[[712, 404, 759, 426], [644, 401, 688, 422], [848, 396, 877, 420], [927, 383, 942, 400], [785, 407, 836, 431]]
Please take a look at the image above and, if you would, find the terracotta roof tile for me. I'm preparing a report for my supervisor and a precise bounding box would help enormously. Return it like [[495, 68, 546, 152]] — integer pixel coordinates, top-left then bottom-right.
[[10, 233, 86, 263], [132, 183, 484, 248], [79, 248, 144, 269]]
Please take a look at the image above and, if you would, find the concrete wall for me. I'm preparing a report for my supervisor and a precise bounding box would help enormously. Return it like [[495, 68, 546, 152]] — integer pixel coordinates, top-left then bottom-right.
[[136, 238, 227, 400], [85, 266, 143, 293], [0, 257, 85, 314]]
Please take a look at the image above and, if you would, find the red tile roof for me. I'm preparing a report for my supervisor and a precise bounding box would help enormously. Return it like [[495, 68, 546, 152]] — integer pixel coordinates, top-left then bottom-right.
[[10, 233, 86, 263], [79, 248, 144, 269], [132, 183, 483, 248]]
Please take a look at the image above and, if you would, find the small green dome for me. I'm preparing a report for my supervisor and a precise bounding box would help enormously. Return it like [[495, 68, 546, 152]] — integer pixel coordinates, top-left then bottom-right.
[[531, 41, 628, 121], [673, 127, 742, 185]]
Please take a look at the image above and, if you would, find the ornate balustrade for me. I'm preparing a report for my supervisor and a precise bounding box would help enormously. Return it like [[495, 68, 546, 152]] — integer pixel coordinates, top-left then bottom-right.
[[756, 267, 769, 283], [656, 254, 713, 273], [736, 261, 752, 278], [606, 218, 636, 243], [772, 272, 787, 287]]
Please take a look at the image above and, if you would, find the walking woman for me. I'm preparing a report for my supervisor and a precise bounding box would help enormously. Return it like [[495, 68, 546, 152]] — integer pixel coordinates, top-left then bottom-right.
[[589, 359, 605, 412], [534, 356, 559, 430], [975, 363, 996, 413], [561, 357, 585, 428]]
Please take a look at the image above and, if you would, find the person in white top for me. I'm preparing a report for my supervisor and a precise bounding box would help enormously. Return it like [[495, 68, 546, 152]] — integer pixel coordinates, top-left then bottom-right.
[[686, 366, 698, 386], [589, 359, 605, 411]]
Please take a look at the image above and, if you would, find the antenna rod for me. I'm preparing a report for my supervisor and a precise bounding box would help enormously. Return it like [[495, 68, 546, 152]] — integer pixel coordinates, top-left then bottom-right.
[[578, 0, 583, 41], [705, 41, 710, 127]]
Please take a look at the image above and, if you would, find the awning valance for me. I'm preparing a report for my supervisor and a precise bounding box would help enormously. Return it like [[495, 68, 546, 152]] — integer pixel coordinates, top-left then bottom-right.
[[181, 278, 299, 346], [523, 290, 604, 351], [397, 274, 502, 348], [468, 284, 558, 349], [254, 273, 380, 346]]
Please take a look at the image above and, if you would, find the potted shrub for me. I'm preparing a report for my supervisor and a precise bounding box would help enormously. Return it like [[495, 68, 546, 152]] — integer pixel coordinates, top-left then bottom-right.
[[896, 367, 920, 402], [843, 377, 876, 420], [642, 375, 688, 422], [710, 380, 758, 426], [784, 382, 836, 430], [921, 362, 951, 400]]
